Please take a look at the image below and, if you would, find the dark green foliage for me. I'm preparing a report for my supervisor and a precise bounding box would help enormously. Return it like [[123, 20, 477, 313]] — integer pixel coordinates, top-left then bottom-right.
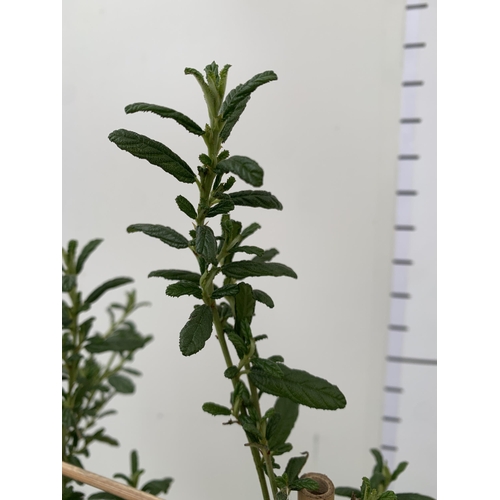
[[230, 190, 283, 210], [166, 281, 203, 299], [207, 199, 235, 217], [148, 269, 201, 282], [125, 102, 204, 136], [253, 289, 275, 308], [108, 129, 196, 183], [267, 397, 299, 452], [211, 284, 240, 299], [127, 223, 189, 248], [195, 225, 218, 265], [175, 195, 197, 219], [222, 261, 297, 279], [249, 364, 347, 410], [62, 241, 170, 499], [202, 402, 232, 416], [179, 304, 213, 356], [217, 155, 264, 187]]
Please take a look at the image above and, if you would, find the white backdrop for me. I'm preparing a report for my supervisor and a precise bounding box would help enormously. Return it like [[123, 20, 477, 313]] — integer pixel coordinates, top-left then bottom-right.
[[63, 1, 410, 498]]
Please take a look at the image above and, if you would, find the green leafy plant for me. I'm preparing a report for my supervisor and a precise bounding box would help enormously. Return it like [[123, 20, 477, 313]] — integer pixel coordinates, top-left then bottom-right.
[[108, 62, 347, 500], [62, 239, 172, 499], [335, 449, 435, 500]]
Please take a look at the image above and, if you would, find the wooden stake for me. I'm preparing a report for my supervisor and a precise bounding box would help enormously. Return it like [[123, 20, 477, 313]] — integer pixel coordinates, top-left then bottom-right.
[[62, 462, 160, 500]]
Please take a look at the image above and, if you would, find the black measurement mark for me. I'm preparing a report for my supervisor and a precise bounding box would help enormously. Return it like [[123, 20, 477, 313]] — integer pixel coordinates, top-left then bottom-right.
[[404, 42, 426, 49], [391, 292, 411, 299], [400, 118, 422, 124], [395, 225, 416, 231], [387, 356, 437, 366], [393, 258, 413, 265], [397, 190, 418, 196], [384, 386, 404, 393], [402, 81, 424, 87], [406, 3, 428, 9], [383, 416, 402, 423], [388, 324, 408, 332], [398, 154, 420, 160], [381, 444, 398, 452]]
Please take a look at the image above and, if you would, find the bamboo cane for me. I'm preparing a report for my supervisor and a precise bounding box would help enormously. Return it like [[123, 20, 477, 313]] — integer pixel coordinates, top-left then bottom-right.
[[62, 462, 160, 500]]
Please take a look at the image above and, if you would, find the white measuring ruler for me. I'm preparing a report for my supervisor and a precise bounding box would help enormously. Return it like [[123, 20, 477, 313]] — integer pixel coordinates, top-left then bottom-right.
[[380, 1, 436, 496]]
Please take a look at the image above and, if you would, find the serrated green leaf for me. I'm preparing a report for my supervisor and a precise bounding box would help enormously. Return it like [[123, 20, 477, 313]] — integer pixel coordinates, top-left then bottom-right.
[[85, 330, 150, 353], [285, 453, 309, 484], [76, 239, 103, 273], [179, 304, 213, 356], [128, 223, 189, 249], [290, 478, 319, 492], [226, 331, 248, 358], [221, 70, 278, 120], [253, 289, 275, 308], [176, 195, 197, 219], [240, 222, 261, 240], [232, 245, 264, 256], [235, 283, 256, 323], [166, 281, 203, 299], [217, 156, 264, 187], [108, 374, 135, 394], [252, 358, 284, 378], [224, 366, 239, 379], [230, 190, 283, 210], [211, 284, 240, 299], [108, 129, 196, 183], [148, 269, 201, 282], [84, 278, 133, 306], [272, 442, 293, 456], [391, 461, 408, 482], [335, 487, 362, 498], [253, 247, 280, 263], [202, 402, 232, 416], [267, 397, 299, 451], [222, 261, 297, 279], [249, 364, 346, 410], [124, 102, 204, 135], [196, 225, 218, 265], [62, 275, 77, 292], [220, 95, 250, 142], [254, 334, 268, 342], [207, 199, 235, 217], [141, 478, 173, 495]]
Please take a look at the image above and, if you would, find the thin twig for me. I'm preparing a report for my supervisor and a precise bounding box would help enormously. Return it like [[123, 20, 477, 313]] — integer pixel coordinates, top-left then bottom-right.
[[62, 462, 159, 500]]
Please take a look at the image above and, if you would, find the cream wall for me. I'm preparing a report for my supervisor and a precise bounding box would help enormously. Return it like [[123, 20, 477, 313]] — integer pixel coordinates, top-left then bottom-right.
[[63, 1, 408, 498]]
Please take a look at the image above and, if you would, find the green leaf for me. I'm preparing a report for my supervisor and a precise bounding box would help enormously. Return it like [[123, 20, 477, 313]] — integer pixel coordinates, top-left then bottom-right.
[[230, 190, 283, 210], [253, 334, 268, 342], [224, 365, 239, 379], [370, 472, 386, 490], [130, 450, 139, 473], [379, 492, 398, 500], [391, 461, 409, 482], [108, 129, 196, 183], [85, 330, 150, 353], [221, 70, 278, 120], [202, 402, 232, 416], [124, 102, 204, 135], [179, 304, 213, 356], [226, 331, 248, 358], [62, 275, 77, 292], [252, 358, 284, 378], [253, 248, 280, 263], [335, 487, 362, 498], [108, 374, 135, 394], [240, 222, 261, 240], [176, 195, 197, 219], [272, 442, 293, 456], [222, 261, 297, 279], [127, 223, 188, 249], [234, 283, 256, 323], [196, 225, 218, 265], [249, 364, 347, 410], [267, 397, 299, 451], [148, 269, 201, 282], [91, 429, 119, 447], [76, 239, 103, 273], [396, 494, 436, 500], [166, 281, 202, 299], [211, 284, 240, 299], [220, 95, 250, 142], [141, 478, 173, 495], [84, 277, 133, 306], [217, 156, 264, 187], [207, 199, 235, 217], [284, 453, 309, 484], [290, 478, 319, 492], [231, 245, 264, 256], [371, 448, 384, 474], [253, 289, 275, 308]]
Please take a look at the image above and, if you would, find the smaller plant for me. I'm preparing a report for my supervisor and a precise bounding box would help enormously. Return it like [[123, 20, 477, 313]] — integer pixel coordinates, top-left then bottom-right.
[[62, 239, 172, 499], [335, 449, 436, 500]]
